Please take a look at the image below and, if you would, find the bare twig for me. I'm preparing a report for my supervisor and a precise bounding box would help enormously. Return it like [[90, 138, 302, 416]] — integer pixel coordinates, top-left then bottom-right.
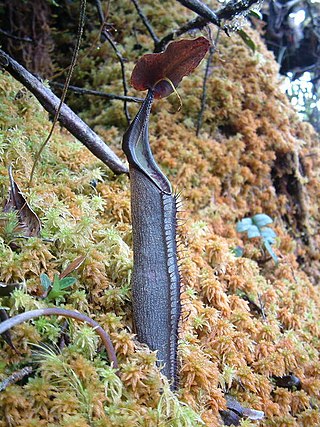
[[94, 0, 131, 124], [0, 28, 33, 43], [156, 0, 260, 51], [0, 49, 128, 175], [131, 0, 160, 47], [101, 31, 131, 124], [0, 308, 118, 368], [0, 366, 33, 392], [50, 81, 143, 103], [95, 0, 106, 23], [196, 27, 221, 135]]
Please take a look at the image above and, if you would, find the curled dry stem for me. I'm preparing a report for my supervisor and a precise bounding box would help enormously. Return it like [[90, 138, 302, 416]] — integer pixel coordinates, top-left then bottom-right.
[[0, 308, 118, 369]]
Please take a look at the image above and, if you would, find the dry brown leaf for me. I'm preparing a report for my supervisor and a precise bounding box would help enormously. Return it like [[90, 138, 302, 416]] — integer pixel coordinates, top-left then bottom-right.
[[59, 255, 86, 279], [4, 166, 41, 237]]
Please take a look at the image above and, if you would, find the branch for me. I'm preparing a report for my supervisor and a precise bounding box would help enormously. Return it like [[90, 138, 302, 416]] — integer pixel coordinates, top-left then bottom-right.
[[94, 0, 131, 124], [156, 0, 260, 51], [0, 308, 118, 368], [217, 0, 259, 21], [0, 49, 128, 175], [0, 28, 33, 43], [0, 366, 33, 392], [100, 31, 131, 124], [177, 0, 220, 26], [131, 0, 160, 47], [95, 0, 106, 23], [155, 17, 206, 52], [196, 27, 221, 135], [50, 81, 143, 103]]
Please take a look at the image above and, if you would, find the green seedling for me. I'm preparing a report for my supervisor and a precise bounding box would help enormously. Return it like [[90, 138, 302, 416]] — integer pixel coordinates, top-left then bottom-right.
[[39, 255, 85, 302], [40, 273, 76, 303], [238, 29, 256, 53], [236, 213, 279, 264]]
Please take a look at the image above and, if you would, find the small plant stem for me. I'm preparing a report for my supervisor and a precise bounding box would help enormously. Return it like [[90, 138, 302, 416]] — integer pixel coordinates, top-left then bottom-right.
[[131, 0, 160, 47], [0, 308, 118, 368], [29, 0, 87, 186], [50, 81, 143, 103], [103, 33, 131, 124], [196, 27, 221, 136]]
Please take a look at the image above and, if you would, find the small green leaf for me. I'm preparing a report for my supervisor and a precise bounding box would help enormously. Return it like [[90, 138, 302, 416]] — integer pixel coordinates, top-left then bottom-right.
[[40, 273, 52, 292], [261, 227, 277, 243], [51, 274, 61, 291], [59, 277, 76, 290], [264, 237, 275, 245], [249, 10, 263, 20], [238, 29, 256, 53], [46, 274, 65, 302], [247, 225, 261, 239], [236, 218, 253, 233], [232, 246, 244, 258], [264, 240, 279, 265], [46, 288, 67, 303], [252, 214, 273, 228]]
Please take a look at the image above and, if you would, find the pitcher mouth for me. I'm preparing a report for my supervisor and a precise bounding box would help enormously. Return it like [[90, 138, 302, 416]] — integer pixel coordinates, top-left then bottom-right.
[[122, 89, 172, 195]]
